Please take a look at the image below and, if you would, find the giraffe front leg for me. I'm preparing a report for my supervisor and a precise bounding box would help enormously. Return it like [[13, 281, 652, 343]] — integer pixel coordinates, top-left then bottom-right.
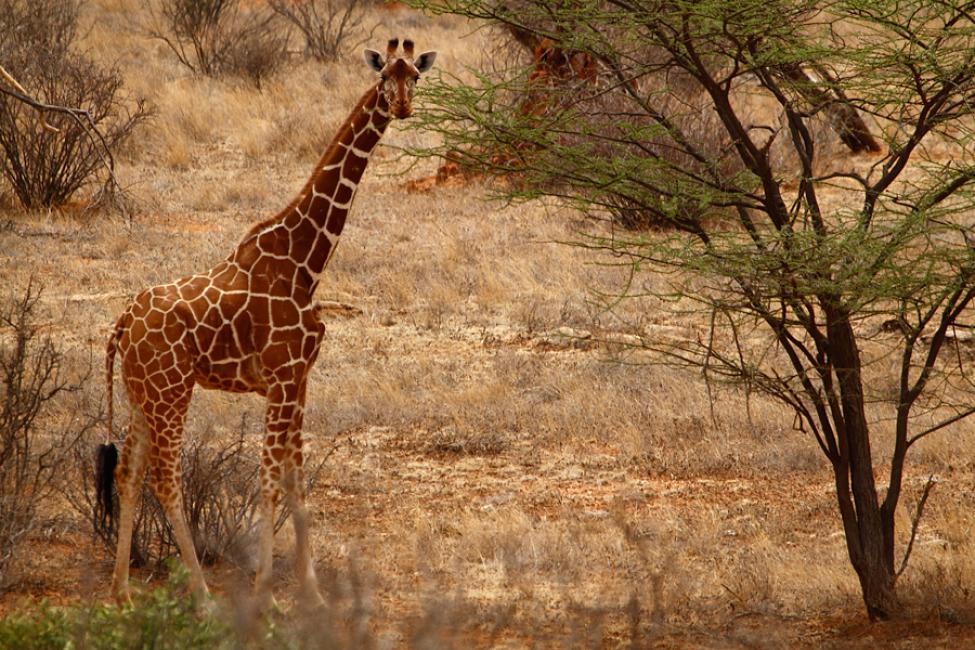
[[253, 382, 294, 611], [253, 457, 278, 612], [284, 452, 324, 608], [282, 381, 325, 608], [255, 379, 324, 609]]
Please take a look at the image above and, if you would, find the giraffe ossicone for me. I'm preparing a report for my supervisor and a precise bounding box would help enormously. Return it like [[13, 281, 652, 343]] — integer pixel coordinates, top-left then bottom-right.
[[99, 38, 436, 606]]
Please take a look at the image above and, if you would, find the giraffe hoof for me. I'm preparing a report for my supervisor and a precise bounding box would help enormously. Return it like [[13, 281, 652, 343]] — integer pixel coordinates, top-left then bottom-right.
[[299, 586, 326, 611], [113, 585, 133, 607], [249, 589, 278, 616], [194, 593, 218, 616]]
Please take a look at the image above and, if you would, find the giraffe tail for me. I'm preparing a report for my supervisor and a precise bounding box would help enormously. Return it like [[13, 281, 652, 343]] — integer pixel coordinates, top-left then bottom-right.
[[95, 440, 118, 536], [96, 318, 124, 536]]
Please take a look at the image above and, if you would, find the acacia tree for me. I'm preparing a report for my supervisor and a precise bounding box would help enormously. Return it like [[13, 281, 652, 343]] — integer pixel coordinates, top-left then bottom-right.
[[408, 0, 975, 620]]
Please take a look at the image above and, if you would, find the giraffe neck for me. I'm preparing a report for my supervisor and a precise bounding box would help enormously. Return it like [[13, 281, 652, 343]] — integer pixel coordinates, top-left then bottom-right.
[[233, 83, 391, 296]]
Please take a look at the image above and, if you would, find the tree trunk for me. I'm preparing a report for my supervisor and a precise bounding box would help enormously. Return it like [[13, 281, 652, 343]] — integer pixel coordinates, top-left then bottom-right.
[[833, 454, 902, 621], [853, 551, 900, 621], [826, 306, 901, 620]]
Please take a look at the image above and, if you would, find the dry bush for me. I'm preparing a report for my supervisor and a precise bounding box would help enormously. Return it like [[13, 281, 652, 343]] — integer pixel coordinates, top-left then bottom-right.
[[0, 282, 94, 590], [147, 0, 290, 87], [0, 0, 149, 209], [269, 0, 371, 62], [66, 415, 327, 570], [424, 427, 510, 457]]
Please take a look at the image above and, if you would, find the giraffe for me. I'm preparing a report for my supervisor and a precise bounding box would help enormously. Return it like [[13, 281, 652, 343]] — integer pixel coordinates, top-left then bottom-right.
[[98, 38, 437, 606]]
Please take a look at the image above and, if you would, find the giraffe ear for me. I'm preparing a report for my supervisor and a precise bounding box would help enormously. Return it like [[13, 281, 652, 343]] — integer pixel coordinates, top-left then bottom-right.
[[363, 49, 385, 73], [413, 51, 437, 74]]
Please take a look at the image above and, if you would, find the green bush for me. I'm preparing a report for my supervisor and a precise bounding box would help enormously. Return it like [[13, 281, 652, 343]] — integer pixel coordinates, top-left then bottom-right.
[[0, 568, 230, 650]]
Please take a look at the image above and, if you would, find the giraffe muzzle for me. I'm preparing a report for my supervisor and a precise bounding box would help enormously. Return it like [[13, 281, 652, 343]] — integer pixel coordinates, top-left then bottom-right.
[[392, 102, 412, 119]]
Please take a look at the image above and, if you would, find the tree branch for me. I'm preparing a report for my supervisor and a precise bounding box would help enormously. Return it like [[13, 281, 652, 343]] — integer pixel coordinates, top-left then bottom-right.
[[896, 475, 937, 578]]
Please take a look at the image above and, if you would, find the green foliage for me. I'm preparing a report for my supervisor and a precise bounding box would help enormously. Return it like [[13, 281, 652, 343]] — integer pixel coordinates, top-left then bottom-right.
[[0, 604, 71, 650], [0, 569, 230, 650]]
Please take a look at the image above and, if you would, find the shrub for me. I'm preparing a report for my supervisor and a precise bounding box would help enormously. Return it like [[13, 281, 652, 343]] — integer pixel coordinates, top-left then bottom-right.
[[148, 0, 290, 87], [0, 282, 93, 590], [269, 0, 370, 62], [0, 0, 149, 209], [66, 414, 327, 570], [0, 569, 229, 650]]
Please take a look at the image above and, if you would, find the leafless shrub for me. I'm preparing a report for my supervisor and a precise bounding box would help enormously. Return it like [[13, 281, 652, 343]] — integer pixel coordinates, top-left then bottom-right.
[[0, 0, 149, 209], [268, 0, 370, 62], [67, 414, 329, 570], [148, 0, 290, 86], [901, 556, 975, 623], [0, 282, 93, 590]]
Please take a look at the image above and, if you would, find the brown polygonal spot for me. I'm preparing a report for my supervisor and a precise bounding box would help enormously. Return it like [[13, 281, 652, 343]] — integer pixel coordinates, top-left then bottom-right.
[[263, 342, 290, 368], [219, 292, 246, 320], [333, 182, 354, 206], [249, 270, 272, 295], [178, 279, 206, 301], [190, 298, 208, 321], [271, 299, 300, 328], [307, 235, 333, 274], [351, 109, 370, 132], [128, 318, 148, 342], [342, 152, 366, 180], [326, 208, 347, 235], [314, 167, 341, 197], [353, 130, 379, 154]]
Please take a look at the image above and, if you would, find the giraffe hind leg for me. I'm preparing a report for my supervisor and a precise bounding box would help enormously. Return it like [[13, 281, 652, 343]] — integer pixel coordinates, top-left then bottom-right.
[[144, 397, 211, 601], [254, 472, 277, 611], [111, 405, 150, 602]]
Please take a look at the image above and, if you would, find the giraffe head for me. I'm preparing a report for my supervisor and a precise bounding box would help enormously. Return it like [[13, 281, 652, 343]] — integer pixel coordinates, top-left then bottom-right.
[[363, 38, 437, 119]]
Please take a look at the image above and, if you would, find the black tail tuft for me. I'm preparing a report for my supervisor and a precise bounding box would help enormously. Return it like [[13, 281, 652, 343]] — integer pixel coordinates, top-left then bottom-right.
[[95, 442, 118, 536]]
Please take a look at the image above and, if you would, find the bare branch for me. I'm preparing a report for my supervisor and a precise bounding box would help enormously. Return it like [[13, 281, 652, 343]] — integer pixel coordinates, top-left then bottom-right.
[[0, 64, 58, 133], [896, 475, 937, 578], [0, 63, 135, 216]]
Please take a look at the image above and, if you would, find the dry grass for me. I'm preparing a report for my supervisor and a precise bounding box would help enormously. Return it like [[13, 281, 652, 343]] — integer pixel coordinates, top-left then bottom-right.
[[1, 1, 974, 647]]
